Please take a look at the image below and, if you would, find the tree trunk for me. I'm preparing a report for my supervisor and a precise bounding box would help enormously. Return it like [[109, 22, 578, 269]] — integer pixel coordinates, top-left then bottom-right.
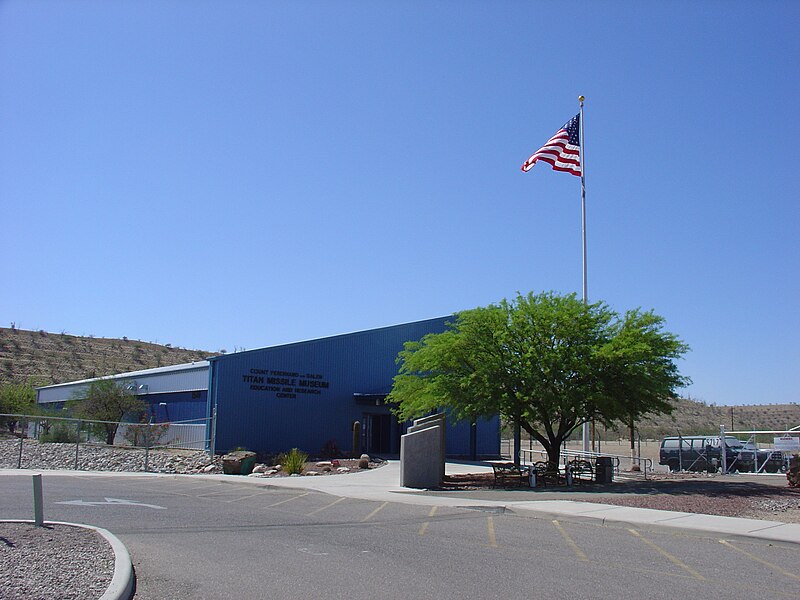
[[629, 416, 636, 467], [546, 440, 561, 475], [105, 423, 118, 445]]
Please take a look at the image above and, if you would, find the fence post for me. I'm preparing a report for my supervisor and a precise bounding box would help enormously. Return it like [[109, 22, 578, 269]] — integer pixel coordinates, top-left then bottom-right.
[[17, 433, 24, 468], [144, 418, 152, 472], [74, 420, 81, 470], [209, 406, 217, 458]]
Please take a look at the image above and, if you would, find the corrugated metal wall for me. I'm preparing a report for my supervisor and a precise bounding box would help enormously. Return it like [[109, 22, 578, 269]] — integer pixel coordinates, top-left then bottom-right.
[[210, 317, 500, 456], [37, 363, 209, 403]]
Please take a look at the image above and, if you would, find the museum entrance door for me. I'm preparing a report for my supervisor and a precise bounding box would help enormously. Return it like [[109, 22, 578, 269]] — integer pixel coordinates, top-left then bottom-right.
[[363, 413, 392, 454]]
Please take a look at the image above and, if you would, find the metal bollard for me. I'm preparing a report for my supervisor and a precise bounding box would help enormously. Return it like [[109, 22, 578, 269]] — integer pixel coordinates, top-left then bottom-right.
[[32, 474, 44, 527]]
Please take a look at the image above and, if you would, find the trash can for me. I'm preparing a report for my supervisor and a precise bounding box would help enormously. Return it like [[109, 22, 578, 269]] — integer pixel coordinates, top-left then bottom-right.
[[595, 457, 613, 484]]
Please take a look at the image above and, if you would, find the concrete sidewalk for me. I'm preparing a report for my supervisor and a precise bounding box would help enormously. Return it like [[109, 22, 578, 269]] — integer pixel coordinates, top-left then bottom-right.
[[205, 460, 800, 545]]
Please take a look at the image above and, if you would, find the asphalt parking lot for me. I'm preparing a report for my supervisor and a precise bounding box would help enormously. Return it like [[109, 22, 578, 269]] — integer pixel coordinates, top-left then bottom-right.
[[3, 472, 799, 599]]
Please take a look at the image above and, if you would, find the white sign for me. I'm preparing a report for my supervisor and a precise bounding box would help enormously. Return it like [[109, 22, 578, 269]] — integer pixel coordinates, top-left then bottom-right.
[[774, 436, 800, 452]]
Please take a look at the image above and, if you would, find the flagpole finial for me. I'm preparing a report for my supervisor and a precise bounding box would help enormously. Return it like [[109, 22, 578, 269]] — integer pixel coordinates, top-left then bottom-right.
[[578, 95, 585, 103]]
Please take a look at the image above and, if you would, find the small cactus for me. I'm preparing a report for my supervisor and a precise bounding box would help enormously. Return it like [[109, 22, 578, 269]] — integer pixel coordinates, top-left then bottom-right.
[[352, 421, 361, 457]]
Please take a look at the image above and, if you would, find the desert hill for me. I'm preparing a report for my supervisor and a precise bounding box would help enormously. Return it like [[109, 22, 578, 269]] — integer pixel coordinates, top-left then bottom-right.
[[0, 326, 216, 387]]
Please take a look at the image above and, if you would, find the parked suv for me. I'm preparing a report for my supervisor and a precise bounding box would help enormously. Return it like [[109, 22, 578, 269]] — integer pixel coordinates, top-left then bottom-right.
[[736, 442, 784, 473], [659, 436, 743, 473]]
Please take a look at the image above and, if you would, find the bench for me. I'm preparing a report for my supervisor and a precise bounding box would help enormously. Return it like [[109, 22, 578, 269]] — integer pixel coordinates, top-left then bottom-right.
[[568, 459, 594, 483], [531, 461, 561, 487], [491, 462, 529, 488]]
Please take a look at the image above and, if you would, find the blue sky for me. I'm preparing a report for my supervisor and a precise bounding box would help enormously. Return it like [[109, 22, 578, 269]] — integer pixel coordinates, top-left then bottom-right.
[[2, 1, 798, 406]]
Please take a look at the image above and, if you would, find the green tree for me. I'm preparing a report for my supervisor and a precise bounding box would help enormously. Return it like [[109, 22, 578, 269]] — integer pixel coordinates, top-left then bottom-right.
[[72, 379, 145, 445], [387, 292, 689, 471], [0, 381, 38, 434], [597, 309, 690, 464]]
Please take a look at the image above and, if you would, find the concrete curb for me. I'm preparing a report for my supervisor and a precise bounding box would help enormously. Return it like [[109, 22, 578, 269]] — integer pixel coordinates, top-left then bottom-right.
[[1, 519, 134, 600], [501, 501, 800, 545]]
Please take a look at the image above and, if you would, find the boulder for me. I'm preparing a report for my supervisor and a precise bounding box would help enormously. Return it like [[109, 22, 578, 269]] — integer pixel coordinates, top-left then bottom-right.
[[222, 450, 258, 475]]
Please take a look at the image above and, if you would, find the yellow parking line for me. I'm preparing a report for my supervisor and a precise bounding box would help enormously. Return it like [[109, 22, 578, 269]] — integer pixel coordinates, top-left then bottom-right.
[[306, 496, 346, 516], [553, 520, 588, 561], [628, 528, 705, 581], [487, 516, 498, 548], [418, 506, 438, 536], [265, 491, 309, 508], [362, 501, 388, 522], [719, 540, 800, 581]]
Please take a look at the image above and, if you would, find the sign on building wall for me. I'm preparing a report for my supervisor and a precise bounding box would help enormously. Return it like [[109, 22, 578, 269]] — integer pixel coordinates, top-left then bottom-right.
[[241, 368, 330, 399]]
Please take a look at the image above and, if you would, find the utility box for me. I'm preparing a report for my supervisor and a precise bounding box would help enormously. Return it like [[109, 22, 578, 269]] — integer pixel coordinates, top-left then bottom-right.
[[595, 457, 613, 484]]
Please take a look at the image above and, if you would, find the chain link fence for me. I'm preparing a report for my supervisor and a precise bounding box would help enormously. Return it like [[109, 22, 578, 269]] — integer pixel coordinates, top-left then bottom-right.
[[659, 430, 795, 474], [0, 412, 216, 472]]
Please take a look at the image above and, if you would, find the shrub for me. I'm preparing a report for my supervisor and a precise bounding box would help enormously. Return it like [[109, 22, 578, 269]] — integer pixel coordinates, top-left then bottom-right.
[[41, 422, 79, 443], [123, 422, 171, 447], [280, 448, 308, 475], [321, 439, 341, 458], [788, 454, 800, 488]]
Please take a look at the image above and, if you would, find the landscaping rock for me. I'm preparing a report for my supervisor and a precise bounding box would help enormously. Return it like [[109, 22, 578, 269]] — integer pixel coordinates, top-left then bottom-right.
[[222, 450, 258, 475]]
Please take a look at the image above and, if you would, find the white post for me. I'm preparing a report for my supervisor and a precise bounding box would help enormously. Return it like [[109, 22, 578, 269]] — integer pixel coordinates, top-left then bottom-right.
[[720, 425, 727, 474]]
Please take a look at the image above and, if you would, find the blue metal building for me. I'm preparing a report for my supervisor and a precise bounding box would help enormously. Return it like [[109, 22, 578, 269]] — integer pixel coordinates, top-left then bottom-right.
[[208, 317, 500, 457], [36, 318, 500, 457]]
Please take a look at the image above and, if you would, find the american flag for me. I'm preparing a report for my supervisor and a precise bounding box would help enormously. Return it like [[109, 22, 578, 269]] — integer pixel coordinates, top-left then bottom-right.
[[521, 114, 581, 177]]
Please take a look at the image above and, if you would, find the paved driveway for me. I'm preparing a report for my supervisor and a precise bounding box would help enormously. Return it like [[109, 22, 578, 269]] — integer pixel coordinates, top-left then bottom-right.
[[2, 472, 799, 599]]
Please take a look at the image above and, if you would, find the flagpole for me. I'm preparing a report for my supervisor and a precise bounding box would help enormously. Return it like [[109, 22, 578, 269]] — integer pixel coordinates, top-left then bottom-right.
[[579, 95, 587, 305], [579, 94, 591, 456]]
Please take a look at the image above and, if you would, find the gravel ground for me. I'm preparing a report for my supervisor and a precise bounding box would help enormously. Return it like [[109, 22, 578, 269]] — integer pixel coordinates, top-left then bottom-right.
[[0, 439, 222, 474], [0, 522, 114, 600]]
